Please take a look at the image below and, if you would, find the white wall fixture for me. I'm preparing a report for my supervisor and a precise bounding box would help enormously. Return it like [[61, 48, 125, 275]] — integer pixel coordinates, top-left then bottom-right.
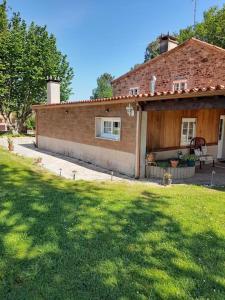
[[126, 104, 134, 117], [150, 75, 157, 94]]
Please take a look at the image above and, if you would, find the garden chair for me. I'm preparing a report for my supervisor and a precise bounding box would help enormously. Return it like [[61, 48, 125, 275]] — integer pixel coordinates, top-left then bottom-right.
[[190, 137, 214, 169]]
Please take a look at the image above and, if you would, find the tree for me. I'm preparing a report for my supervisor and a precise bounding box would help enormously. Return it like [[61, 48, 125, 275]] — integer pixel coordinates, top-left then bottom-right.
[[144, 5, 225, 63], [91, 73, 114, 99], [0, 1, 74, 132], [178, 5, 225, 48], [144, 38, 160, 62]]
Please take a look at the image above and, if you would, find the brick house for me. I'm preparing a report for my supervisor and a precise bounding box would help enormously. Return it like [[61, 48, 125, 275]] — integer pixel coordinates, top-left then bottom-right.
[[0, 115, 8, 132], [0, 114, 16, 132], [33, 36, 225, 178]]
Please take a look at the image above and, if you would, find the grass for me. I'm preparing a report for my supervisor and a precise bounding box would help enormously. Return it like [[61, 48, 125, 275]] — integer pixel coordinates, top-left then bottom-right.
[[0, 132, 34, 138], [0, 148, 225, 299]]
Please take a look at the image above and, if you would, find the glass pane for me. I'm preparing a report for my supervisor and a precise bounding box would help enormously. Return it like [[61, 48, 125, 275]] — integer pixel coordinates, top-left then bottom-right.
[[174, 83, 179, 91], [182, 128, 187, 136], [113, 122, 120, 135], [183, 122, 188, 129], [103, 121, 112, 134], [180, 82, 186, 90], [181, 135, 187, 144], [188, 126, 194, 141]]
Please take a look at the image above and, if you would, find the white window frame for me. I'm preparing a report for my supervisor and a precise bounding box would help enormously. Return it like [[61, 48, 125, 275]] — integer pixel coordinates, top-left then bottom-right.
[[129, 87, 139, 96], [181, 118, 196, 146], [173, 80, 187, 92], [95, 117, 121, 141]]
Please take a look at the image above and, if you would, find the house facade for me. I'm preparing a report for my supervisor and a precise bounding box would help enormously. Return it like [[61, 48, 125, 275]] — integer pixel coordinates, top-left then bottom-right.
[[0, 115, 8, 132], [112, 37, 225, 96], [0, 115, 17, 132], [33, 36, 225, 178]]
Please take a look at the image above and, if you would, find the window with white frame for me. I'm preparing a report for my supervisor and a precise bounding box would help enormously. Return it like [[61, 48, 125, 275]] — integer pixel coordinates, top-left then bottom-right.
[[181, 118, 196, 146], [173, 80, 187, 91], [95, 117, 121, 141], [129, 87, 139, 96]]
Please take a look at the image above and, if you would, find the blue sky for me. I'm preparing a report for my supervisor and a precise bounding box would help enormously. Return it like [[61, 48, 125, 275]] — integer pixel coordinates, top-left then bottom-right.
[[7, 0, 224, 100]]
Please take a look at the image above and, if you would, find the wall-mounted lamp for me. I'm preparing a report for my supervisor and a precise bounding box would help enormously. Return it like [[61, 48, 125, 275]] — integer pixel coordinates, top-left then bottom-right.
[[105, 108, 110, 113], [126, 104, 134, 117], [65, 110, 69, 114]]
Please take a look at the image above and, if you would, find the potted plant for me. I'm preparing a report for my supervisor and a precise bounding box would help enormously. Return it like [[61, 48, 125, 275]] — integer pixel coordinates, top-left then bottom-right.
[[170, 159, 179, 168], [182, 154, 197, 167], [146, 152, 156, 165], [177, 150, 183, 159], [163, 172, 172, 185], [8, 138, 14, 151], [156, 160, 170, 168]]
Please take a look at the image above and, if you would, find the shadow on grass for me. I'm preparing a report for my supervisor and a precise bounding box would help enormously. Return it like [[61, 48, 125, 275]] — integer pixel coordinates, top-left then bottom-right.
[[0, 155, 224, 299]]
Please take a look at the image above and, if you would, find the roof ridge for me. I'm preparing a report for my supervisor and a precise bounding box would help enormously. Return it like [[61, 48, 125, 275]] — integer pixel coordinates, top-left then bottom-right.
[[190, 37, 225, 52]]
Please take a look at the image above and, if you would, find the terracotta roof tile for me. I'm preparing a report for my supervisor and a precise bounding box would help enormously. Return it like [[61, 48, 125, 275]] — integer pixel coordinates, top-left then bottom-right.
[[32, 85, 225, 110]]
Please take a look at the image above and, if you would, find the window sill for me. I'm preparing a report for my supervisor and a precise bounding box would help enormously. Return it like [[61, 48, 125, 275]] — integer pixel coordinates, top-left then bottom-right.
[[96, 136, 120, 142]]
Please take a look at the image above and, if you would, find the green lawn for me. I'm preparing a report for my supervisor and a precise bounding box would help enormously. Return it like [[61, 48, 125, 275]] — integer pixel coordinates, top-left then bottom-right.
[[0, 148, 225, 299]]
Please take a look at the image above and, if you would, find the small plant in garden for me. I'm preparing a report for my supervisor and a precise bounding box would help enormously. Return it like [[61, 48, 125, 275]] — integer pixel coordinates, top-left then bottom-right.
[[177, 150, 183, 159], [7, 138, 14, 151], [26, 115, 36, 130], [182, 154, 198, 161], [182, 154, 198, 167], [34, 157, 43, 164], [163, 172, 172, 185]]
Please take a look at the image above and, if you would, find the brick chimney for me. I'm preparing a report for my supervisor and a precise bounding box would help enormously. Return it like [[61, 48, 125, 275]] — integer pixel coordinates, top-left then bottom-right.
[[47, 76, 60, 104], [159, 34, 178, 54]]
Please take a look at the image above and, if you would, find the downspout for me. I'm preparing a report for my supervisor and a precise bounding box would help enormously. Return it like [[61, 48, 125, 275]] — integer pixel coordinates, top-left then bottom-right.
[[135, 102, 142, 179]]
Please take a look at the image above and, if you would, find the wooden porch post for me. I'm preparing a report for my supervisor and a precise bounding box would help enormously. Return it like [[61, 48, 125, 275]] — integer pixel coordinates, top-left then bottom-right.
[[135, 104, 142, 179]]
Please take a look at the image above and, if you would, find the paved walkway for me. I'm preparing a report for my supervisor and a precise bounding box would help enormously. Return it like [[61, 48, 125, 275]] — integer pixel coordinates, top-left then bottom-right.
[[0, 137, 135, 182], [0, 137, 224, 185]]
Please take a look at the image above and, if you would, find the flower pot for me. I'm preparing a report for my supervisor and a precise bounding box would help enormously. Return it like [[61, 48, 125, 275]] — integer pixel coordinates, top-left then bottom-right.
[[164, 177, 172, 186], [170, 160, 179, 168], [146, 152, 156, 163], [187, 160, 195, 167]]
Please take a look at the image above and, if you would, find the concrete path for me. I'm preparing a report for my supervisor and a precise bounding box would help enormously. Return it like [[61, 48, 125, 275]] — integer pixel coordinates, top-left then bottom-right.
[[0, 137, 135, 182], [1, 137, 224, 186]]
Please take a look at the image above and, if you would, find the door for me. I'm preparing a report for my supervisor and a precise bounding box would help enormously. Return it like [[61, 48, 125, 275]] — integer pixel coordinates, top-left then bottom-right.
[[218, 115, 225, 159]]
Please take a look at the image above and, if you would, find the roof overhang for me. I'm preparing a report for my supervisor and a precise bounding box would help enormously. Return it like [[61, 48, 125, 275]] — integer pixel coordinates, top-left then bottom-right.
[[32, 85, 225, 110]]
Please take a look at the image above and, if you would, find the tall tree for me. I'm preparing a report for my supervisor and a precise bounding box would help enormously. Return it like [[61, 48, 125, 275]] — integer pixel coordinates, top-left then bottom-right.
[[144, 5, 225, 63], [178, 5, 225, 48], [0, 1, 74, 132], [91, 73, 114, 99], [144, 38, 160, 62]]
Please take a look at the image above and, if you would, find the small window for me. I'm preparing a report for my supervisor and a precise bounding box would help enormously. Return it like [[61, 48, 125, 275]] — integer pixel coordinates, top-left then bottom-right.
[[129, 87, 139, 96], [96, 117, 121, 141], [173, 80, 187, 91], [181, 118, 196, 146]]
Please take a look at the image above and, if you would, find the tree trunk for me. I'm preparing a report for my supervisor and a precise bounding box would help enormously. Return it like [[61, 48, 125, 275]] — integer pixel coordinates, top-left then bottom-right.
[[16, 119, 27, 134]]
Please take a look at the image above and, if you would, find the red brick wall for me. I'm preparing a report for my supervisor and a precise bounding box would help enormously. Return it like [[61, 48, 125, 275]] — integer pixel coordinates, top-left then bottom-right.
[[112, 39, 225, 96], [37, 103, 137, 154]]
